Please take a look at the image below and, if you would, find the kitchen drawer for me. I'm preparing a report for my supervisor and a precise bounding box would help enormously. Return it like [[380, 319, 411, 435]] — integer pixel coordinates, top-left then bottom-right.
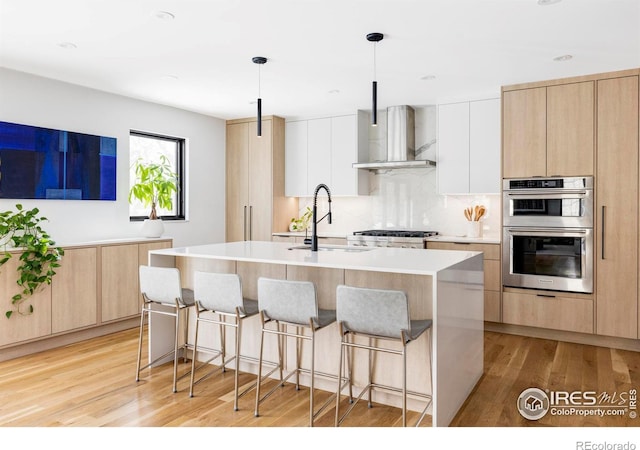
[[426, 241, 500, 260], [502, 290, 594, 334]]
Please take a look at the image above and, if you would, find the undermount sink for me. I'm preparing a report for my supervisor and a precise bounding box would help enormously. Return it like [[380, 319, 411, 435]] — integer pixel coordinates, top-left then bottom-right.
[[287, 245, 373, 253]]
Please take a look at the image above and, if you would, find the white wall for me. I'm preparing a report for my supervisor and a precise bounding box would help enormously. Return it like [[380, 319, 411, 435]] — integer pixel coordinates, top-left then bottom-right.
[[0, 68, 226, 247]]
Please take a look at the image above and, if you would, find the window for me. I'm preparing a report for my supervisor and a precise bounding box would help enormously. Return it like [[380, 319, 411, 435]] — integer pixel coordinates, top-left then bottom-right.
[[129, 131, 185, 221]]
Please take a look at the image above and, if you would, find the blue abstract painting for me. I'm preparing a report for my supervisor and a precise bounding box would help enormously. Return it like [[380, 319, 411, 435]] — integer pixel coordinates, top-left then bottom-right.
[[0, 121, 117, 200]]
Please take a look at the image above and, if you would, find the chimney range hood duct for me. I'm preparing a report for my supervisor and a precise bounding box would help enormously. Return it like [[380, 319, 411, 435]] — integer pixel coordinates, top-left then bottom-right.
[[353, 105, 436, 170]]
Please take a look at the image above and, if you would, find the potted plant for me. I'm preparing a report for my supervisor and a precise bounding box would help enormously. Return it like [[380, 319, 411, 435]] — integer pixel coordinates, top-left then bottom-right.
[[0, 204, 64, 318], [128, 155, 178, 238], [289, 206, 313, 232]]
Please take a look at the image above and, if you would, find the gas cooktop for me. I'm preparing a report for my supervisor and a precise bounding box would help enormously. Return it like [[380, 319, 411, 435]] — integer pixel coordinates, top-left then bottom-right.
[[352, 230, 439, 238]]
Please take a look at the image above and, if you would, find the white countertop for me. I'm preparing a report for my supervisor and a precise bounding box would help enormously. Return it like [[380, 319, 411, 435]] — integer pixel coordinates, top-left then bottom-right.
[[150, 240, 482, 276]]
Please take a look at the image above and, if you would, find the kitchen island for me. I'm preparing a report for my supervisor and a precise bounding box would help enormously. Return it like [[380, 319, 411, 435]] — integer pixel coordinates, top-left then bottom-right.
[[147, 240, 484, 426]]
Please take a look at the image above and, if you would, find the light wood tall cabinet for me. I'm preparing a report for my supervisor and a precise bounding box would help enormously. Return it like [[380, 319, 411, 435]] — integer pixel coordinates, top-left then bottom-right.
[[502, 81, 594, 178], [595, 75, 639, 339], [501, 68, 639, 343], [226, 116, 297, 242]]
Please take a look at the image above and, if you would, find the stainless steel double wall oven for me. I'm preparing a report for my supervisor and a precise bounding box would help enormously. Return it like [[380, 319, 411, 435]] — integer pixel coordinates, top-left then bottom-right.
[[502, 177, 594, 294]]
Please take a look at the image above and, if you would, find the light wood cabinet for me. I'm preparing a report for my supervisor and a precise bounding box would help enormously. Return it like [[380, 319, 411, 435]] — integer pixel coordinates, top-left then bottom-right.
[[102, 240, 173, 323], [426, 241, 501, 322], [52, 247, 97, 333], [438, 98, 500, 194], [502, 87, 546, 178], [502, 82, 594, 178], [595, 75, 639, 339], [547, 82, 595, 176], [226, 116, 297, 242], [503, 288, 593, 334], [101, 244, 140, 322], [0, 238, 173, 358], [0, 255, 52, 346]]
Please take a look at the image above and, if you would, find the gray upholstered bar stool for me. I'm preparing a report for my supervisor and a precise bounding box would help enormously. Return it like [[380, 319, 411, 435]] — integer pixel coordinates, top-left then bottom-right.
[[136, 265, 195, 393], [334, 284, 433, 427], [254, 277, 337, 427], [189, 271, 259, 411]]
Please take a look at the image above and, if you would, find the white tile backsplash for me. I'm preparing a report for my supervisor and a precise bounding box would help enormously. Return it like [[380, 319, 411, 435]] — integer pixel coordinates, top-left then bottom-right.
[[297, 168, 500, 238]]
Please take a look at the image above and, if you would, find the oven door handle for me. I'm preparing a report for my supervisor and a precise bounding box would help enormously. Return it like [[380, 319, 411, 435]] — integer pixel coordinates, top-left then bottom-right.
[[506, 228, 589, 237], [505, 190, 589, 198]]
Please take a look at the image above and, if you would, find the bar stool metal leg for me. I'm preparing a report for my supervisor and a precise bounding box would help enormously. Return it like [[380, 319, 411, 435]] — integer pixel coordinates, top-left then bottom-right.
[[172, 301, 180, 393], [189, 307, 201, 397]]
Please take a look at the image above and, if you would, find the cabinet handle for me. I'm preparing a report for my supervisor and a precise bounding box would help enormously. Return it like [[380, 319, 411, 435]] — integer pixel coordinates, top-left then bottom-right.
[[601, 205, 605, 260], [536, 294, 556, 298], [249, 206, 253, 241], [243, 205, 248, 241]]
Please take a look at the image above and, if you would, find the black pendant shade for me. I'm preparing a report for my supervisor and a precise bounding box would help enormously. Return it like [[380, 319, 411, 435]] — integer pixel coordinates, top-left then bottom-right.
[[252, 56, 267, 137], [367, 33, 383, 126]]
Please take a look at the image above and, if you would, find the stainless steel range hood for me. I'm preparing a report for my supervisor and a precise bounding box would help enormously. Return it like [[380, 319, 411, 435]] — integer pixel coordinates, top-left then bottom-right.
[[352, 105, 436, 170]]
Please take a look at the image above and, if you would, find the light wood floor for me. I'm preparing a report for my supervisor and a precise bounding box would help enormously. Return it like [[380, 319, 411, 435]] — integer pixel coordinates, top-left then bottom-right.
[[0, 327, 638, 427]]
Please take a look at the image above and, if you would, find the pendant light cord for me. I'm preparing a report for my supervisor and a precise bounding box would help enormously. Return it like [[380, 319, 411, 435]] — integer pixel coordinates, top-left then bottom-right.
[[373, 41, 377, 82], [257, 62, 261, 98]]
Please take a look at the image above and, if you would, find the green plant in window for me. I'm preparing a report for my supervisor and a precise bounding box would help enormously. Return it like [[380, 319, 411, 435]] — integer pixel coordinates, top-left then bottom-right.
[[0, 204, 64, 318], [128, 155, 178, 219]]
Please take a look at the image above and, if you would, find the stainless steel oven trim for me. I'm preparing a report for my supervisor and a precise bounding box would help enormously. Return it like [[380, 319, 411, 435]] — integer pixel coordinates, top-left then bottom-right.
[[503, 188, 593, 228], [502, 176, 594, 191], [502, 227, 593, 294]]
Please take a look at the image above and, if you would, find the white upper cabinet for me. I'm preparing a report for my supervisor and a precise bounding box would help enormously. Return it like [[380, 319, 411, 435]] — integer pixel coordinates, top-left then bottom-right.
[[331, 115, 362, 196], [285, 114, 367, 197], [307, 118, 332, 194], [469, 99, 500, 193], [438, 102, 470, 194], [285, 120, 308, 197], [437, 98, 500, 194]]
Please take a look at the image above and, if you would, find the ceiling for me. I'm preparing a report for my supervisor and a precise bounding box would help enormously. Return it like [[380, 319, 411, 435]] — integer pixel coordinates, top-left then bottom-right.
[[1, 0, 639, 120]]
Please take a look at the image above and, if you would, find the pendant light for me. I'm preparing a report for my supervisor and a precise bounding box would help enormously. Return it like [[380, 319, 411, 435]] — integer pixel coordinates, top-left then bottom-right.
[[252, 56, 267, 137], [366, 32, 383, 126]]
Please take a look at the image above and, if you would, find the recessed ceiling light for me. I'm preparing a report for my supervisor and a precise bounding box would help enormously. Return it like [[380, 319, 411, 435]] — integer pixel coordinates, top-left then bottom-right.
[[553, 54, 573, 62], [154, 11, 175, 20], [538, 0, 562, 5], [57, 42, 77, 50], [328, 89, 340, 94], [420, 75, 436, 81]]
